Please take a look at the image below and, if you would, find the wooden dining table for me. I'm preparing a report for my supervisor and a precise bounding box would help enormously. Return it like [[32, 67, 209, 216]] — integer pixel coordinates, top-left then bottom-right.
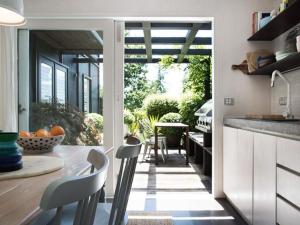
[[154, 122, 190, 165], [0, 145, 113, 225]]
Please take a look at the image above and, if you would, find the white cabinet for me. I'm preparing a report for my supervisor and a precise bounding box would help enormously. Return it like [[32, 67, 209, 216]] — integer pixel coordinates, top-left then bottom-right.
[[223, 126, 238, 206], [236, 129, 253, 224], [253, 133, 276, 225], [223, 127, 253, 224]]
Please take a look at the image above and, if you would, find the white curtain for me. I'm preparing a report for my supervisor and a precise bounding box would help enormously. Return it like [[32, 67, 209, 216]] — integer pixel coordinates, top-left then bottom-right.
[[0, 26, 18, 132]]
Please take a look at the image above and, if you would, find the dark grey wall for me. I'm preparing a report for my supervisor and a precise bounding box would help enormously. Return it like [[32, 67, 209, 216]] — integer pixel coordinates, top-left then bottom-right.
[[29, 32, 100, 114]]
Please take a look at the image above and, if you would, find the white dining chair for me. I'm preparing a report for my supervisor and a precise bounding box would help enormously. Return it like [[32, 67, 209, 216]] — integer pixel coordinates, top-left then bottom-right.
[[30, 149, 109, 225], [30, 138, 142, 225]]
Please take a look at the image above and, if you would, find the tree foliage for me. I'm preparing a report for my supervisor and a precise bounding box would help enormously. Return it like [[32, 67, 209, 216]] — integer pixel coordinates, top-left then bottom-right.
[[179, 92, 205, 130], [184, 56, 212, 100], [124, 63, 150, 111]]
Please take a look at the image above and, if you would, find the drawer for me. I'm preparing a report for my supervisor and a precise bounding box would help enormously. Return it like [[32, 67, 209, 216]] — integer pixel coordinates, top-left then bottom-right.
[[277, 197, 300, 225], [277, 138, 300, 173], [277, 167, 300, 208]]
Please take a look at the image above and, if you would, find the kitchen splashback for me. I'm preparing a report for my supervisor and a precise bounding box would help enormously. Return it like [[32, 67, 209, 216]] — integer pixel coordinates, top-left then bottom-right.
[[271, 70, 300, 118], [271, 23, 300, 118]]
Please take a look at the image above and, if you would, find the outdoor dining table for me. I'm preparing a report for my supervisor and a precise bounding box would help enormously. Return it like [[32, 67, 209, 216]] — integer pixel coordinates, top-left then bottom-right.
[[0, 145, 113, 225], [154, 122, 190, 165]]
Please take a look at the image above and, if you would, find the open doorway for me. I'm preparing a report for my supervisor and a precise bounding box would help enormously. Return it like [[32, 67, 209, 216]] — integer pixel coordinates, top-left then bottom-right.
[[122, 20, 246, 224]]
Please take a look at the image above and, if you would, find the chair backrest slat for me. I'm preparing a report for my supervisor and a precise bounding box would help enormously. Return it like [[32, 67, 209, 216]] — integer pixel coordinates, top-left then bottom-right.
[[108, 137, 142, 225], [39, 149, 109, 225]]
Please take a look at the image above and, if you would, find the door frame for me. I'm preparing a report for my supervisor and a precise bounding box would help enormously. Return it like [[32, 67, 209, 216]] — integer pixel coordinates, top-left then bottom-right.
[[18, 18, 122, 196]]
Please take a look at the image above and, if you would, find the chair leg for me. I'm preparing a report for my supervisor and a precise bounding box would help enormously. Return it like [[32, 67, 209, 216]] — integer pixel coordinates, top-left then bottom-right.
[[159, 141, 165, 163], [142, 142, 149, 160], [163, 138, 168, 157]]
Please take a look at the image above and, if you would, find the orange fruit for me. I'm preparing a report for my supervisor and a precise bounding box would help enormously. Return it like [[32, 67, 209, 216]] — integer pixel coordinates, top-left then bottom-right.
[[36, 129, 50, 137], [19, 131, 31, 138], [50, 126, 65, 136]]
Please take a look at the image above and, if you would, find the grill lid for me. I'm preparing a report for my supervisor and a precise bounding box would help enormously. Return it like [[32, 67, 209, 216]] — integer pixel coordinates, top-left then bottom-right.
[[194, 99, 212, 117]]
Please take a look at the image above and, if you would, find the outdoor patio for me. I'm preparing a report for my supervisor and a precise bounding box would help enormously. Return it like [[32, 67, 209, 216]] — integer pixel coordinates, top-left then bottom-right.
[[127, 149, 247, 225]]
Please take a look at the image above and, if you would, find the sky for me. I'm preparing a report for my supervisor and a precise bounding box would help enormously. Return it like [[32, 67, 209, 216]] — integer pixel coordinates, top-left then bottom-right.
[[145, 63, 187, 99]]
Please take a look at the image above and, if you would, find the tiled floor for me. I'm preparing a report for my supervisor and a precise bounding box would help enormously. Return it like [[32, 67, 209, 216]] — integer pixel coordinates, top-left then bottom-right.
[[127, 149, 247, 225]]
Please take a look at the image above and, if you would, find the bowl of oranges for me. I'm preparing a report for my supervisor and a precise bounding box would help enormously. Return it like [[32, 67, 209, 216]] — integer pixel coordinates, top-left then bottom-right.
[[17, 126, 65, 154]]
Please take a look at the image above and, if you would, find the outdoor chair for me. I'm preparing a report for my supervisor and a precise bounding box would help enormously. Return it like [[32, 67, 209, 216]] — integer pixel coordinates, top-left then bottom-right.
[[143, 136, 168, 163]]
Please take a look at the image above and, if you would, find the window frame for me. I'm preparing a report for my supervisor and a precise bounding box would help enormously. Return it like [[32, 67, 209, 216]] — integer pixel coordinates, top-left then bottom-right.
[[82, 73, 92, 113], [37, 55, 68, 103]]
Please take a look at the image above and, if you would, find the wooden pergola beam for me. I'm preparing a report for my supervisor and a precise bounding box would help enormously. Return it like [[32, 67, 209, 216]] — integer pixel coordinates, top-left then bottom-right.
[[142, 22, 152, 63], [90, 30, 103, 47], [74, 57, 191, 64], [177, 24, 202, 63], [126, 22, 212, 30], [125, 48, 211, 55], [125, 37, 212, 45], [62, 49, 103, 55]]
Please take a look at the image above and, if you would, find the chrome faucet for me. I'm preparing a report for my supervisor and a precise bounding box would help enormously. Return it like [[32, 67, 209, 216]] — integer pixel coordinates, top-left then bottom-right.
[[271, 70, 293, 119]]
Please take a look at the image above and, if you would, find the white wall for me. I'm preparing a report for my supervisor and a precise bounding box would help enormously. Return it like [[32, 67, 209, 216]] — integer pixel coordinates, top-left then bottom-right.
[[21, 0, 275, 197]]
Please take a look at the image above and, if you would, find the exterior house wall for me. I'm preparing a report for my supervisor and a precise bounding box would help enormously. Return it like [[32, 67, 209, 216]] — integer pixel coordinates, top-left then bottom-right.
[[29, 33, 100, 115], [22, 0, 275, 197]]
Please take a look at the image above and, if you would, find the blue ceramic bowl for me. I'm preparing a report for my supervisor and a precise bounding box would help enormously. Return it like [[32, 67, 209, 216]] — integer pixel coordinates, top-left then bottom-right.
[[0, 161, 23, 172], [0, 153, 22, 165], [0, 132, 23, 172]]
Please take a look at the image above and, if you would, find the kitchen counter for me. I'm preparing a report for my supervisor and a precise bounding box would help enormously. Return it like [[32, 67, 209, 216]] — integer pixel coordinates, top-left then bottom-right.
[[224, 117, 300, 141]]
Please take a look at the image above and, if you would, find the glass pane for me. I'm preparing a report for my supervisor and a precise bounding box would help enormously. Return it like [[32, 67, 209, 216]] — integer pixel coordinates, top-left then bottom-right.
[[55, 68, 66, 104], [83, 77, 90, 113], [40, 63, 53, 102]]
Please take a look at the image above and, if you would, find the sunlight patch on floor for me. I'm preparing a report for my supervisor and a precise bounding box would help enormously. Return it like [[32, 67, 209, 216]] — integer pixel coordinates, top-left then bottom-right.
[[173, 216, 235, 221], [127, 191, 225, 212], [154, 167, 196, 173], [127, 191, 147, 211], [154, 174, 206, 189], [155, 192, 224, 211]]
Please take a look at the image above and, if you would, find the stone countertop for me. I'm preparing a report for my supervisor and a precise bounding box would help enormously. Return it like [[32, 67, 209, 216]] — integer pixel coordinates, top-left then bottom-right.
[[224, 117, 300, 141]]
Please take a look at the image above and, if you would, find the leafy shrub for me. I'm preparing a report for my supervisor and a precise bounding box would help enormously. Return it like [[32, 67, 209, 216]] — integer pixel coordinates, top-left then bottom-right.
[[159, 113, 182, 137], [133, 109, 147, 121], [139, 115, 159, 139], [179, 92, 205, 130], [124, 109, 135, 126], [31, 101, 85, 145], [144, 94, 179, 119], [80, 113, 103, 146]]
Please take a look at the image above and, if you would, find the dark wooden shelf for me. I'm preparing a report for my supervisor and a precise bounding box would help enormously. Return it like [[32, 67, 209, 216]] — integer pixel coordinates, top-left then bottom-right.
[[248, 0, 300, 41], [249, 52, 300, 75]]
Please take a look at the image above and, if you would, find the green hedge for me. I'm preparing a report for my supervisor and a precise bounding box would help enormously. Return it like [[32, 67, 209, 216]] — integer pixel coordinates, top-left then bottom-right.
[[159, 113, 182, 137], [179, 92, 205, 130], [144, 94, 179, 119], [124, 109, 135, 126]]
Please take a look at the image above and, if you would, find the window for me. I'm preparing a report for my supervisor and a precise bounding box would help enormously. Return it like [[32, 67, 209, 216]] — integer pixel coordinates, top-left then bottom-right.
[[55, 65, 67, 104], [38, 56, 68, 103], [83, 75, 91, 113], [39, 60, 53, 102]]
